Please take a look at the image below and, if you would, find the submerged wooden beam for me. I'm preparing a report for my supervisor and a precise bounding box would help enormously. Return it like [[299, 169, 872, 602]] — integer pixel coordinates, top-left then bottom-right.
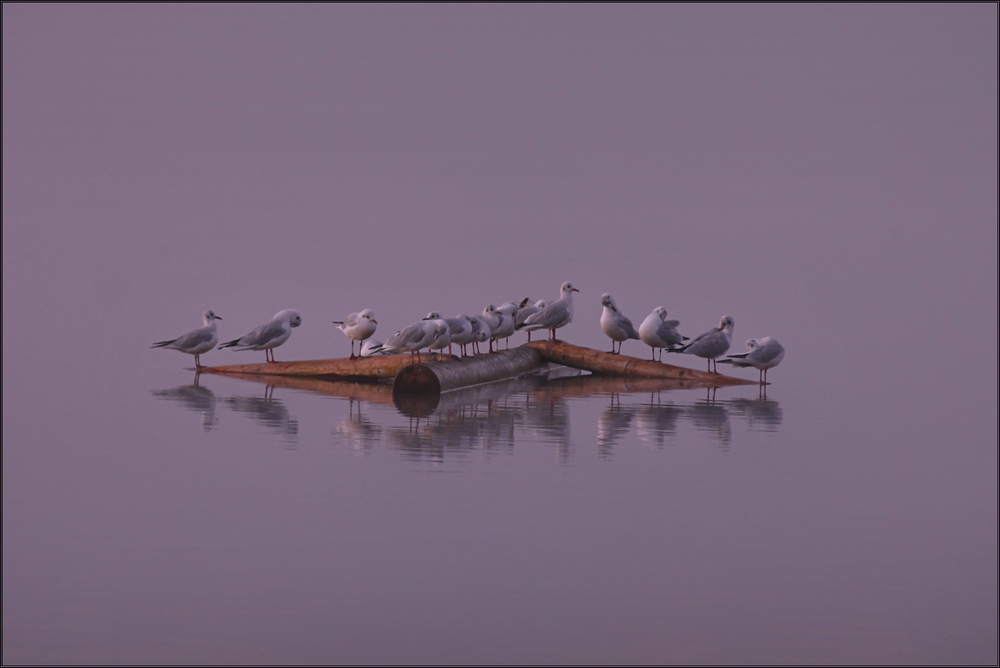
[[199, 353, 453, 380], [524, 340, 755, 385], [393, 347, 545, 394], [530, 374, 737, 398]]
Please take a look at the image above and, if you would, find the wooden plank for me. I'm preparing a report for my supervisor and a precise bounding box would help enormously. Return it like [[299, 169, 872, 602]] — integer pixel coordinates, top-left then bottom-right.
[[524, 340, 755, 385], [199, 353, 453, 380]]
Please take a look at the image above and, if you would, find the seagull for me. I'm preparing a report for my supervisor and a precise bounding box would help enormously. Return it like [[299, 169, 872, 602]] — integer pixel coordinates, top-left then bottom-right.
[[674, 315, 734, 373], [498, 301, 524, 318], [360, 339, 387, 357], [491, 308, 516, 351], [521, 281, 579, 341], [333, 309, 377, 359], [469, 316, 491, 355], [218, 309, 302, 363], [151, 310, 222, 368], [422, 313, 452, 356], [638, 307, 688, 362], [599, 293, 641, 354], [718, 337, 785, 384], [515, 300, 547, 341], [444, 315, 476, 356], [482, 305, 507, 353], [381, 319, 439, 361]]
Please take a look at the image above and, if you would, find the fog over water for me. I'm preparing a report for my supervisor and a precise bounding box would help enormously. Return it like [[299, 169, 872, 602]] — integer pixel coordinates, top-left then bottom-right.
[[3, 5, 997, 664]]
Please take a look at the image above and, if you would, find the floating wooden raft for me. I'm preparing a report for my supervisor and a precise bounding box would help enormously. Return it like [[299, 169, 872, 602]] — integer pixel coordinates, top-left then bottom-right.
[[199, 341, 753, 392], [525, 340, 755, 385]]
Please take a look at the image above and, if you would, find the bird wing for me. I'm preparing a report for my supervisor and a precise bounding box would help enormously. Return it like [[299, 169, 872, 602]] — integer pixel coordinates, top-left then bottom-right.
[[677, 328, 709, 352], [621, 315, 640, 339], [523, 301, 569, 330], [749, 342, 783, 365], [170, 326, 216, 351], [239, 320, 287, 348]]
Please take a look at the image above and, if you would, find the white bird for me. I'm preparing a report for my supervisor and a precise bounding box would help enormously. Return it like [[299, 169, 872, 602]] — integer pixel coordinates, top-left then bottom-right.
[[599, 293, 641, 354], [422, 313, 452, 355], [638, 307, 688, 362], [469, 316, 492, 355], [718, 337, 785, 384], [498, 301, 523, 317], [521, 281, 579, 341], [218, 309, 302, 363], [333, 309, 378, 359], [381, 319, 439, 361], [445, 315, 476, 356], [360, 339, 387, 357], [674, 315, 734, 373], [481, 305, 504, 353], [151, 310, 222, 368], [491, 309, 516, 351], [515, 300, 548, 341]]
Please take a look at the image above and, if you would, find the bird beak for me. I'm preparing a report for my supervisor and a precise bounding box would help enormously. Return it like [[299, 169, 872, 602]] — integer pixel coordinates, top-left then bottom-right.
[[572, 288, 580, 292], [372, 319, 378, 324]]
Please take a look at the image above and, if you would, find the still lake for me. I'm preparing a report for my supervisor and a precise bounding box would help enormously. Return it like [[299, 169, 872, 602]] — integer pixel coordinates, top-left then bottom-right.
[[3, 331, 996, 663]]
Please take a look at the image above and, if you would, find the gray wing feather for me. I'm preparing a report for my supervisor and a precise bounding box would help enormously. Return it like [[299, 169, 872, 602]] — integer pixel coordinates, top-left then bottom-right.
[[240, 320, 286, 347], [682, 329, 726, 356], [750, 343, 782, 365], [622, 316, 640, 339], [173, 328, 215, 350], [524, 302, 569, 329], [657, 321, 684, 346]]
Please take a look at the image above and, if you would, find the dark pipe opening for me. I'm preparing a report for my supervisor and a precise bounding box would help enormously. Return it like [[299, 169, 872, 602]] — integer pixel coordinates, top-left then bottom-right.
[[393, 364, 442, 394]]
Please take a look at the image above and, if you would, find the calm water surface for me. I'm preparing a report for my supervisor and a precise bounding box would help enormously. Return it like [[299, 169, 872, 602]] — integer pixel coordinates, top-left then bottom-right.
[[3, 354, 995, 664], [3, 4, 996, 664]]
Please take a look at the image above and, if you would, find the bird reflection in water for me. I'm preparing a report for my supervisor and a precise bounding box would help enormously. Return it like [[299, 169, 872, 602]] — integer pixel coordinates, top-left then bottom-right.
[[685, 392, 732, 449], [635, 393, 683, 448], [597, 394, 636, 458], [221, 385, 299, 445], [190, 370, 780, 458], [523, 394, 573, 464], [386, 420, 443, 463], [333, 399, 383, 454], [726, 397, 783, 433], [150, 373, 219, 431]]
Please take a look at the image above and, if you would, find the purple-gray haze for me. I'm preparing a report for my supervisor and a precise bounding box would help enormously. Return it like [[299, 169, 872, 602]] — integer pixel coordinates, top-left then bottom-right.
[[3, 5, 997, 664]]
